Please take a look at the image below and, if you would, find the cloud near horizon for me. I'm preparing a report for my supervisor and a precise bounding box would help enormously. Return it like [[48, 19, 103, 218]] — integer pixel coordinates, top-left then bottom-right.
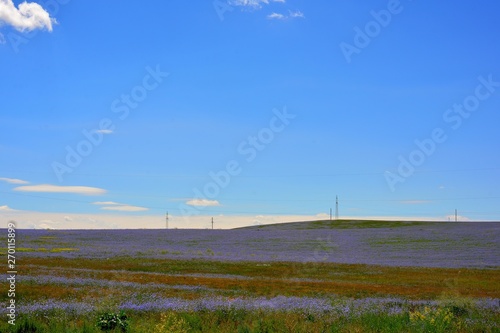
[[0, 0, 56, 32], [100, 205, 149, 212], [0, 205, 15, 211], [14, 184, 107, 196], [92, 201, 149, 212], [186, 199, 221, 207], [0, 211, 480, 230], [92, 201, 122, 206], [0, 177, 29, 184]]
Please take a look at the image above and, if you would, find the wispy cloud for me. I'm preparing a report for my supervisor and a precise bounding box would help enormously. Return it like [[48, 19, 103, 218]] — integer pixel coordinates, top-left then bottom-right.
[[14, 184, 106, 196], [229, 0, 285, 9], [267, 12, 285, 20], [93, 201, 149, 212], [267, 10, 304, 20], [101, 205, 149, 212], [0, 177, 29, 184], [92, 201, 122, 206], [186, 199, 221, 207], [0, 205, 15, 211], [445, 214, 470, 222], [0, 0, 56, 32], [1, 210, 489, 230], [226, 0, 302, 21], [288, 10, 304, 18]]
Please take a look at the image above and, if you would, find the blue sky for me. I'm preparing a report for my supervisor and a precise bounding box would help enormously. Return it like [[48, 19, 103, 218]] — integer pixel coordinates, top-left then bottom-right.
[[1, 0, 499, 229]]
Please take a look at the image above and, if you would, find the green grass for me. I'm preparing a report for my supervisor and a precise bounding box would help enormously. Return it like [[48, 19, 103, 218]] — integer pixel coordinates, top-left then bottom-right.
[[242, 219, 430, 230], [1, 305, 499, 333], [14, 247, 80, 253]]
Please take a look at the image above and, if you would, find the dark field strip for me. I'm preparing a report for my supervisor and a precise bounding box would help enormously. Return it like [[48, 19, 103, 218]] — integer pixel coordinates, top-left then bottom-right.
[[15, 257, 500, 300]]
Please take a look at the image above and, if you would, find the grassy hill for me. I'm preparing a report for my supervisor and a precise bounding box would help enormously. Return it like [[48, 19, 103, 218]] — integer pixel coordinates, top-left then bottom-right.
[[236, 219, 435, 230]]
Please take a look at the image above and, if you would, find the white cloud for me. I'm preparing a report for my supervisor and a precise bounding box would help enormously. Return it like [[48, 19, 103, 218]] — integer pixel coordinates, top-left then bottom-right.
[[93, 201, 122, 206], [37, 219, 60, 229], [227, 0, 302, 21], [267, 10, 304, 20], [101, 205, 149, 212], [288, 10, 304, 18], [229, 0, 266, 9], [186, 199, 221, 207], [14, 184, 107, 196], [267, 12, 285, 20], [0, 177, 29, 184], [0, 205, 14, 211], [37, 223, 54, 229], [229, 0, 286, 9], [93, 201, 148, 212], [0, 0, 56, 32], [0, 210, 492, 230], [1, 212, 162, 229], [445, 214, 471, 222]]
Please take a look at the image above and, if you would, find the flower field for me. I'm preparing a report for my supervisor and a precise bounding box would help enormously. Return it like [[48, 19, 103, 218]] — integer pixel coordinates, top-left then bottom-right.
[[2, 220, 499, 332]]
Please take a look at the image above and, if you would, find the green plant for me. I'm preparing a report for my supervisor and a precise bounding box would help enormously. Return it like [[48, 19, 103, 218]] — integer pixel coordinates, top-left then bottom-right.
[[96, 311, 129, 332], [14, 318, 42, 333], [154, 312, 190, 333], [409, 306, 459, 332]]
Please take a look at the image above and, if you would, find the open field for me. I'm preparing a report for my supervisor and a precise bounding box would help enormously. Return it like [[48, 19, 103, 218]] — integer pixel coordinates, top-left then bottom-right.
[[2, 220, 499, 332]]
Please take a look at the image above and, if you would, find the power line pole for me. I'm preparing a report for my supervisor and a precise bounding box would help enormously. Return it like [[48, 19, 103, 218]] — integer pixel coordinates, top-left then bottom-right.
[[166, 212, 169, 229], [335, 196, 339, 220], [455, 209, 457, 222], [330, 208, 332, 221], [211, 217, 214, 230]]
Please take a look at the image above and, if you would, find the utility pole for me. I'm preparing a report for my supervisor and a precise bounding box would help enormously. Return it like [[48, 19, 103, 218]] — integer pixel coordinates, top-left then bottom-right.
[[330, 208, 332, 221], [166, 212, 169, 229], [211, 217, 214, 230], [335, 196, 339, 220], [455, 209, 457, 222]]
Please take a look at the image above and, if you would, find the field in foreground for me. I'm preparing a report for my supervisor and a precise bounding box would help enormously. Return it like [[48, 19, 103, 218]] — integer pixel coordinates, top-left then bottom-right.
[[1, 220, 499, 332]]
